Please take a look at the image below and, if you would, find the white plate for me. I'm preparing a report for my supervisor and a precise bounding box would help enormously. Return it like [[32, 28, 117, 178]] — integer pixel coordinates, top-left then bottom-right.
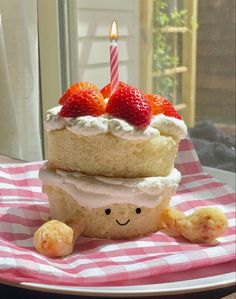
[[203, 166, 235, 191], [1, 268, 235, 297], [22, 273, 236, 296], [1, 167, 235, 297]]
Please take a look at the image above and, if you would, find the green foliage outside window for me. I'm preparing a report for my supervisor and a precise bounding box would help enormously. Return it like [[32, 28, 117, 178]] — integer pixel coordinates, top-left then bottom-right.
[[153, 0, 188, 101]]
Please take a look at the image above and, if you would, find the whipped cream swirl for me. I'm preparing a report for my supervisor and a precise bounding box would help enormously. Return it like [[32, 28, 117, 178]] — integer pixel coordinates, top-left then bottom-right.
[[44, 106, 187, 140]]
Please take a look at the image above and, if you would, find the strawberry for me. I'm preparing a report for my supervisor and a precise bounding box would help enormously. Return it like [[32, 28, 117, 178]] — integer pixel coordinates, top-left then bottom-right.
[[59, 82, 98, 105], [106, 85, 152, 127], [59, 89, 105, 118], [100, 81, 127, 99], [146, 94, 182, 120]]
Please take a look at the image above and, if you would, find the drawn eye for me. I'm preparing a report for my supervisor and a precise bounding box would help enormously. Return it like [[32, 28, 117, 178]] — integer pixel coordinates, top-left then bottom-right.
[[105, 208, 111, 215], [136, 208, 141, 214]]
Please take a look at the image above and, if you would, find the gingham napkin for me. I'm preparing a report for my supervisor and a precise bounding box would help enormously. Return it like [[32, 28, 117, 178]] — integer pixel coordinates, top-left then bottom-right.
[[0, 138, 235, 286]]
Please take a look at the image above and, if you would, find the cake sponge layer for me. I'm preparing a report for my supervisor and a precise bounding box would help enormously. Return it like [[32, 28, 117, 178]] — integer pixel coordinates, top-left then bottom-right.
[[40, 167, 181, 239], [47, 129, 179, 177], [43, 185, 171, 239]]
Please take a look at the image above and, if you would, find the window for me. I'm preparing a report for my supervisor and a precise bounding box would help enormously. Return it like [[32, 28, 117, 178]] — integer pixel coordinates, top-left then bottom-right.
[[140, 0, 197, 127]]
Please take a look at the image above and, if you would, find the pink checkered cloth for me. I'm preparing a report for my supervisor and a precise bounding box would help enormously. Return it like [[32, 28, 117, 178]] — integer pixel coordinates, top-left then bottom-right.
[[0, 138, 235, 286]]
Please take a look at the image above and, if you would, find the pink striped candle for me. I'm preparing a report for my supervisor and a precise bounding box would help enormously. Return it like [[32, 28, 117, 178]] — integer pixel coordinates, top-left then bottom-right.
[[110, 21, 119, 95]]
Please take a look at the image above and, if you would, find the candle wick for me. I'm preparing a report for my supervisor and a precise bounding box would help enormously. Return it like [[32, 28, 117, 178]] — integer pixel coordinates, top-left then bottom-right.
[[110, 39, 117, 45]]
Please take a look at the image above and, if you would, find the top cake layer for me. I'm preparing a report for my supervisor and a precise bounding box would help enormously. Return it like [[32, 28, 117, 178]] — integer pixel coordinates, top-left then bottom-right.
[[45, 107, 187, 178]]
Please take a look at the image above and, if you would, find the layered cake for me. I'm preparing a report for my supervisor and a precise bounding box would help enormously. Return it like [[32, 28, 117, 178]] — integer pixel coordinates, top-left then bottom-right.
[[39, 82, 187, 239]]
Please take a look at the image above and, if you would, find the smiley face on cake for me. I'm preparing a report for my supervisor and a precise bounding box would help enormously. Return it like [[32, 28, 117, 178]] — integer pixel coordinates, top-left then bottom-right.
[[39, 166, 181, 240], [35, 81, 188, 256]]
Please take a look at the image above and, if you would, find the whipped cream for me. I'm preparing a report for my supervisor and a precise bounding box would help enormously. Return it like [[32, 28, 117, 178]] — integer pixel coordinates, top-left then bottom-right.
[[39, 166, 181, 208], [151, 114, 187, 140], [44, 106, 66, 131], [44, 106, 187, 140]]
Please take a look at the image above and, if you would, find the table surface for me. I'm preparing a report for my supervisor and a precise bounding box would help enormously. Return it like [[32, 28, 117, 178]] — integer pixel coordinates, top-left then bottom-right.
[[0, 154, 235, 299]]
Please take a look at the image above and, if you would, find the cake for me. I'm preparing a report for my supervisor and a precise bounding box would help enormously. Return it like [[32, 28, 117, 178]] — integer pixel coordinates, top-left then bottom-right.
[[40, 167, 181, 239], [39, 82, 188, 239], [45, 110, 185, 178]]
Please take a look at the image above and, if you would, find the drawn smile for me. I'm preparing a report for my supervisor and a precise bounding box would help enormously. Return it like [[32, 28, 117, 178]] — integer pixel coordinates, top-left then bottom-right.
[[116, 219, 130, 226]]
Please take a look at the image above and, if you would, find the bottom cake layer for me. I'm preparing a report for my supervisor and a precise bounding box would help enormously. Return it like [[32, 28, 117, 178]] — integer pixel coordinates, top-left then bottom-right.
[[40, 167, 181, 239]]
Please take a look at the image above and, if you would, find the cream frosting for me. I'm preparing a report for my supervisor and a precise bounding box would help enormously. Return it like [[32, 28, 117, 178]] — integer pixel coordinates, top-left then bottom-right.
[[44, 106, 187, 140], [45, 106, 66, 131], [39, 166, 181, 208]]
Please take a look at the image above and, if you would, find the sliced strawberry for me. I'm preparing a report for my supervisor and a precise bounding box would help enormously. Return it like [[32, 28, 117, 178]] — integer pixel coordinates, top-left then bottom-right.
[[100, 81, 127, 99], [59, 89, 105, 118], [146, 94, 182, 120], [106, 85, 152, 127], [59, 82, 98, 105]]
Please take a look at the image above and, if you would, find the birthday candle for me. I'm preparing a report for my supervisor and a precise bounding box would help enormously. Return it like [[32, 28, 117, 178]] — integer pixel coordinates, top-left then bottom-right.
[[110, 21, 119, 95]]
